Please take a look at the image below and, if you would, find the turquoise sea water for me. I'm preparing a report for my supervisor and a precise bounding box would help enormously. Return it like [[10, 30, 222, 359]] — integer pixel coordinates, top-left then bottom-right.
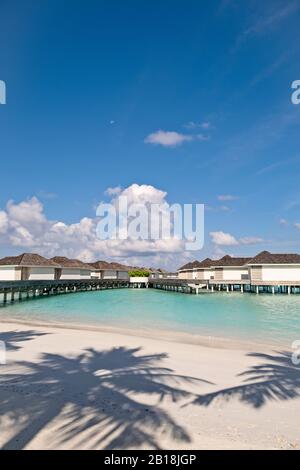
[[1, 289, 300, 346]]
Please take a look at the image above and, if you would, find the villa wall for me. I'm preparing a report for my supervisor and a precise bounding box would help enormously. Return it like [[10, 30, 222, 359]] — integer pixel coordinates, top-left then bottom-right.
[[194, 270, 204, 280], [214, 268, 223, 280], [91, 271, 101, 279], [60, 268, 81, 279], [178, 271, 195, 279], [178, 272, 187, 279], [102, 270, 118, 279], [28, 267, 55, 280], [91, 270, 128, 280], [80, 269, 91, 279], [222, 267, 249, 281], [249, 266, 262, 281], [0, 267, 16, 280], [130, 277, 149, 285], [117, 271, 129, 279], [261, 265, 300, 282], [59, 268, 91, 280], [194, 269, 212, 280]]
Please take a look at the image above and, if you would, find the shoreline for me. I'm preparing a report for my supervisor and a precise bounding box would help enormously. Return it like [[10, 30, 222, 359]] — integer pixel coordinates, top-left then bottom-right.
[[0, 317, 285, 352], [1, 287, 298, 353]]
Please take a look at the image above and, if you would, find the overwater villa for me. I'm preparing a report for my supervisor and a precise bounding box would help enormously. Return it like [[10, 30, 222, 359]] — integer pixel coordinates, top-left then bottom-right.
[[2, 250, 300, 296], [210, 256, 251, 282], [0, 253, 61, 281], [90, 261, 130, 280], [177, 258, 216, 281], [176, 251, 300, 294], [50, 256, 94, 280], [177, 260, 203, 279]]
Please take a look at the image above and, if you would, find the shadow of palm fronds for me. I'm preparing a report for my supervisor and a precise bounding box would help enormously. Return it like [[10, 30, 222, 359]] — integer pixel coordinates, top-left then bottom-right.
[[192, 351, 300, 409], [0, 329, 48, 351], [0, 345, 212, 449]]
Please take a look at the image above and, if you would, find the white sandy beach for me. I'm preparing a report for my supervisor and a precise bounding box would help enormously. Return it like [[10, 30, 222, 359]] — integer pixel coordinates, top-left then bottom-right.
[[0, 321, 300, 450]]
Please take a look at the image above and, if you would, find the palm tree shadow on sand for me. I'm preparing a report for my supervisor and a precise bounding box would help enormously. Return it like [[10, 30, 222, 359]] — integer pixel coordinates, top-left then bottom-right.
[[0, 342, 212, 450], [0, 329, 48, 351], [191, 351, 300, 409]]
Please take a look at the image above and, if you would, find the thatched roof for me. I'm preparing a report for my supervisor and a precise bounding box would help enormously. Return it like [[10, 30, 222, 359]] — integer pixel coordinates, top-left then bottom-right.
[[0, 253, 60, 267], [194, 257, 215, 269], [178, 256, 251, 271], [214, 255, 251, 267], [109, 262, 130, 270], [90, 260, 112, 270], [50, 256, 94, 270], [90, 260, 130, 271], [248, 251, 300, 265], [178, 260, 202, 271]]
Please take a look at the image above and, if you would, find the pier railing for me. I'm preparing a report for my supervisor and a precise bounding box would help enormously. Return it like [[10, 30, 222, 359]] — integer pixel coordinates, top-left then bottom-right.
[[0, 279, 130, 305], [148, 278, 300, 294], [1, 276, 300, 305]]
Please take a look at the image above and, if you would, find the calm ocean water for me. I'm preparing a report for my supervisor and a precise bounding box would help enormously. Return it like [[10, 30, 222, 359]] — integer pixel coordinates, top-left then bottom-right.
[[1, 288, 300, 346]]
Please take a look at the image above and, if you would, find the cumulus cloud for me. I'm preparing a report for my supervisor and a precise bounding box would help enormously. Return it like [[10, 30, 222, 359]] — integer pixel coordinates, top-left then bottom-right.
[[105, 186, 122, 196], [115, 183, 167, 205], [144, 130, 208, 147], [210, 231, 264, 247], [7, 197, 47, 227], [0, 186, 189, 268], [0, 211, 8, 234], [210, 231, 239, 246]]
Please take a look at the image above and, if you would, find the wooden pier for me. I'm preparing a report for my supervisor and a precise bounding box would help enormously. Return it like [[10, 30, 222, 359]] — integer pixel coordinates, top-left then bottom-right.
[[149, 278, 300, 295], [1, 277, 300, 306], [0, 278, 130, 305], [149, 278, 209, 294]]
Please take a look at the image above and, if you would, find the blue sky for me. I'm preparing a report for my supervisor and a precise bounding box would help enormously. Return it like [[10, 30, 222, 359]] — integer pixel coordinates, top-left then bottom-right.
[[0, 0, 300, 268]]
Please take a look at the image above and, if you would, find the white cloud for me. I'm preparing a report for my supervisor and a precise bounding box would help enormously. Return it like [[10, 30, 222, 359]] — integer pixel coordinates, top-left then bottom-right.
[[144, 131, 193, 147], [239, 237, 264, 245], [6, 197, 47, 228], [217, 195, 239, 201], [115, 183, 167, 205], [294, 223, 300, 230], [105, 186, 122, 196], [0, 186, 188, 269], [279, 218, 288, 226], [210, 231, 263, 246], [0, 211, 8, 234], [144, 130, 209, 147], [210, 231, 239, 246]]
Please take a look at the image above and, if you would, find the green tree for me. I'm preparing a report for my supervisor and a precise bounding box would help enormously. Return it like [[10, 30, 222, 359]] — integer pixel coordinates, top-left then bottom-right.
[[128, 270, 150, 277]]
